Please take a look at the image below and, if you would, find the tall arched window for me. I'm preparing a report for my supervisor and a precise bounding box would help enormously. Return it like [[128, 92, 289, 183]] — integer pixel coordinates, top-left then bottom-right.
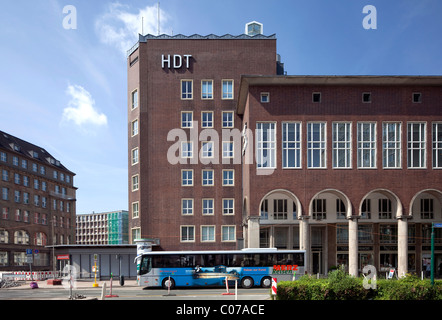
[[14, 230, 29, 245], [34, 232, 47, 246]]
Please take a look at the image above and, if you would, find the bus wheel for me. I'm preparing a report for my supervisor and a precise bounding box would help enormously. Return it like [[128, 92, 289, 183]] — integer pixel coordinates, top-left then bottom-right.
[[241, 277, 254, 289], [261, 276, 272, 288], [162, 277, 175, 290]]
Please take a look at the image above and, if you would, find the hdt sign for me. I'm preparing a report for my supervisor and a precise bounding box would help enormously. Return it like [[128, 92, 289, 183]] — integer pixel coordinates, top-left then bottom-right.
[[161, 54, 193, 69]]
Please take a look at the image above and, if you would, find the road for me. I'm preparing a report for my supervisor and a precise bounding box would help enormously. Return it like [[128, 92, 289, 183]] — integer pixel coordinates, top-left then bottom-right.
[[0, 279, 271, 301]]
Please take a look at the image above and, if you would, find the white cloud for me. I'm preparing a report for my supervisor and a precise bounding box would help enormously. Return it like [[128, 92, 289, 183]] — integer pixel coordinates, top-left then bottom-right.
[[62, 84, 108, 127], [95, 2, 170, 55]]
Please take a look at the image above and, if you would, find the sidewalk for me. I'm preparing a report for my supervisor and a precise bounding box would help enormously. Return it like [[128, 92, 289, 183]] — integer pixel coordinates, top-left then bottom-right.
[[8, 278, 139, 290]]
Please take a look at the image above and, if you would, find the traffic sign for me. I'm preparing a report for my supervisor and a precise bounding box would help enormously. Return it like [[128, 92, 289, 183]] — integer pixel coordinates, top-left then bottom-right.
[[26, 249, 32, 255], [434, 223, 442, 228]]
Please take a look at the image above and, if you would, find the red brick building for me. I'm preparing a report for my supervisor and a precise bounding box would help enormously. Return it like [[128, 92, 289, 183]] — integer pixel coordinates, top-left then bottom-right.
[[238, 75, 442, 277], [127, 25, 442, 277], [0, 130, 76, 272], [127, 24, 282, 251]]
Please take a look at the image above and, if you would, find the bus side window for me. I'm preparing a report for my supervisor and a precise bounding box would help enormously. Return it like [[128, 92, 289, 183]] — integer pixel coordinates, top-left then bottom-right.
[[140, 256, 152, 275]]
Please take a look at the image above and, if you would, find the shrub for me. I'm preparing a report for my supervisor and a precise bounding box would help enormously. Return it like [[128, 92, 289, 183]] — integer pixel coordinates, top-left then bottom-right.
[[275, 270, 441, 300]]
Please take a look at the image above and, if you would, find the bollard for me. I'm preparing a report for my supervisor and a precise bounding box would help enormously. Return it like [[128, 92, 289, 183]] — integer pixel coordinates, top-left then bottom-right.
[[222, 276, 234, 295], [101, 282, 107, 300], [105, 273, 118, 298]]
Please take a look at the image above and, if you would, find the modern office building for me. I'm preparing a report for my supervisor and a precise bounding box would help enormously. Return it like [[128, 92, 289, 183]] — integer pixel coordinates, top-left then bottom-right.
[[76, 210, 129, 245], [0, 130, 76, 272], [127, 23, 442, 277]]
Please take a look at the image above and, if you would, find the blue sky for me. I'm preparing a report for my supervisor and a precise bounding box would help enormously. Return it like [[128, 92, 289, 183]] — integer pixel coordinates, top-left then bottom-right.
[[0, 0, 441, 214]]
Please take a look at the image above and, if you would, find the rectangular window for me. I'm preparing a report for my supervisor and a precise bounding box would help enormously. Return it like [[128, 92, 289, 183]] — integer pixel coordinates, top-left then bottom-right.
[[201, 141, 214, 158], [131, 119, 139, 136], [2, 188, 8, 201], [383, 122, 401, 168], [202, 199, 214, 215], [222, 141, 234, 158], [312, 199, 326, 220], [333, 122, 351, 168], [131, 148, 139, 165], [357, 122, 377, 168], [181, 226, 195, 242], [282, 122, 301, 168], [260, 92, 269, 103], [379, 199, 392, 219], [181, 80, 193, 99], [223, 199, 234, 215], [433, 123, 442, 168], [260, 199, 268, 220], [256, 122, 276, 168], [222, 111, 234, 128], [181, 169, 193, 186], [201, 226, 215, 242], [222, 80, 233, 99], [181, 142, 193, 158], [201, 80, 213, 99], [408, 122, 426, 168], [307, 122, 326, 168], [336, 199, 346, 219], [222, 169, 234, 186], [181, 199, 194, 215], [221, 226, 236, 241], [361, 199, 371, 219], [181, 111, 193, 128], [132, 202, 139, 218], [201, 111, 213, 128], [273, 199, 287, 220], [420, 198, 433, 219], [202, 169, 214, 186], [132, 175, 139, 191], [131, 89, 138, 109]]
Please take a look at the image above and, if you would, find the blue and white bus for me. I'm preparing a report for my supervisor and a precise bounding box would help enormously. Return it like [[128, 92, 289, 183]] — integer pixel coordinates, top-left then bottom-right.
[[136, 248, 305, 289]]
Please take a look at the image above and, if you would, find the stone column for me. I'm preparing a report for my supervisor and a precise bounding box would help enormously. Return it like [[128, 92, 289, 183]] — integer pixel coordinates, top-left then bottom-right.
[[299, 216, 310, 274], [348, 217, 359, 277], [397, 217, 409, 277], [247, 216, 260, 248]]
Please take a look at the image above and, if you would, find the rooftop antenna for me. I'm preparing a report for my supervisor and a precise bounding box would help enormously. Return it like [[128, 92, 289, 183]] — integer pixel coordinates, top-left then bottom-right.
[[157, 2, 160, 35]]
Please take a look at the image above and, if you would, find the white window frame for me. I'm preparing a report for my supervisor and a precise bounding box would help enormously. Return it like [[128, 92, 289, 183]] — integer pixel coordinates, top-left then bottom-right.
[[222, 80, 233, 100], [201, 111, 213, 128], [181, 111, 193, 128], [222, 169, 234, 186], [282, 122, 302, 169], [222, 198, 234, 215], [181, 169, 194, 186], [307, 122, 327, 168], [222, 141, 234, 158], [180, 226, 195, 242], [181, 199, 194, 216], [181, 80, 193, 100], [132, 201, 139, 218], [131, 119, 139, 136], [131, 147, 139, 165], [221, 226, 236, 242], [181, 141, 193, 158], [131, 174, 139, 191], [202, 198, 214, 215], [131, 88, 138, 110], [433, 122, 442, 169], [407, 122, 426, 169], [357, 122, 377, 169], [260, 92, 270, 103], [201, 141, 214, 158], [222, 111, 234, 128], [332, 122, 352, 169], [382, 122, 402, 169], [201, 226, 215, 242], [201, 80, 213, 100], [256, 122, 276, 169], [202, 169, 214, 186]]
